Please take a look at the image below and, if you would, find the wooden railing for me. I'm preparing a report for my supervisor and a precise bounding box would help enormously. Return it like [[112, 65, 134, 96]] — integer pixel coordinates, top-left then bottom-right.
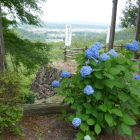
[[63, 46, 88, 62], [63, 45, 125, 62]]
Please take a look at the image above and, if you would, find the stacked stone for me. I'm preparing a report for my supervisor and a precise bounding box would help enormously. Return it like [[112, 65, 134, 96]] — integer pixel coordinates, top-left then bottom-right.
[[30, 66, 74, 100]]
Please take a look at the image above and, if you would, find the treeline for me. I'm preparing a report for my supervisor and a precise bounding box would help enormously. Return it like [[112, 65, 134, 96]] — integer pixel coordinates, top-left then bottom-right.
[[16, 26, 136, 49]]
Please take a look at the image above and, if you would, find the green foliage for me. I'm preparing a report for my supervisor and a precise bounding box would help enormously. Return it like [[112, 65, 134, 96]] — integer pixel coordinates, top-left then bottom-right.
[[120, 0, 138, 28], [4, 29, 51, 73], [0, 71, 24, 135], [1, 0, 47, 26], [23, 91, 35, 104], [56, 46, 140, 139]]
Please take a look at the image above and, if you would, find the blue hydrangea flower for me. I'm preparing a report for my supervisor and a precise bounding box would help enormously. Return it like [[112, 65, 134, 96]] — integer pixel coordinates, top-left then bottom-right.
[[60, 70, 70, 78], [51, 80, 60, 87], [107, 49, 117, 58], [80, 66, 92, 77], [94, 42, 102, 50], [88, 47, 99, 58], [84, 135, 91, 140], [85, 49, 93, 59], [84, 85, 94, 95], [126, 40, 139, 51], [72, 118, 81, 127], [99, 53, 110, 61], [134, 75, 140, 79]]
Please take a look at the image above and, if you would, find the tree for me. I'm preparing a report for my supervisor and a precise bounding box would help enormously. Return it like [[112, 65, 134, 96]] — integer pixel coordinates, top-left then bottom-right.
[[120, 0, 138, 28], [0, 0, 47, 71]]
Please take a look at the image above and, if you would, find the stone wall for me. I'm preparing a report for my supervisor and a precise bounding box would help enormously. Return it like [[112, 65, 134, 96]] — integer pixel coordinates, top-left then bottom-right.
[[30, 66, 74, 100]]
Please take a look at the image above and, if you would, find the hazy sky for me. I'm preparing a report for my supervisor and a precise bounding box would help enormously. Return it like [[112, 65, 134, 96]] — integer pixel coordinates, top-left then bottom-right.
[[41, 0, 126, 23]]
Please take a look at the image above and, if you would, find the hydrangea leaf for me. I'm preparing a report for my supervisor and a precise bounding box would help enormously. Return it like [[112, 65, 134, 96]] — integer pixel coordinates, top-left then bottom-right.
[[94, 81, 104, 89], [116, 57, 126, 64], [121, 123, 132, 136], [80, 123, 89, 131], [93, 91, 102, 100], [77, 105, 84, 112], [122, 115, 136, 125], [116, 65, 126, 71], [76, 132, 84, 140], [98, 104, 107, 112], [97, 113, 103, 122], [81, 114, 89, 121], [104, 80, 114, 88], [125, 71, 133, 81], [111, 108, 123, 117], [94, 123, 101, 135], [105, 73, 114, 80], [83, 103, 93, 109], [118, 92, 130, 102], [105, 113, 113, 126], [105, 59, 111, 71], [94, 72, 104, 79], [109, 68, 120, 75], [87, 118, 95, 125]]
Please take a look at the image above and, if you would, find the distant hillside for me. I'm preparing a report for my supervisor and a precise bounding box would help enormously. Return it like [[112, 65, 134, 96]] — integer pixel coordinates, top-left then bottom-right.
[[18, 22, 121, 30]]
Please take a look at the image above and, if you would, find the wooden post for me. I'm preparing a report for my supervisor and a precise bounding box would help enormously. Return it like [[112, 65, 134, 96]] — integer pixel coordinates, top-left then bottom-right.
[[134, 0, 140, 59], [104, 45, 106, 52], [63, 47, 67, 62], [0, 3, 5, 71], [108, 0, 118, 51]]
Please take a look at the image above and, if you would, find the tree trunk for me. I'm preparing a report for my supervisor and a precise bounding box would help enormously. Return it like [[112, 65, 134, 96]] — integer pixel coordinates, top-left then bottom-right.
[[134, 0, 140, 58], [0, 3, 5, 71], [108, 0, 118, 51]]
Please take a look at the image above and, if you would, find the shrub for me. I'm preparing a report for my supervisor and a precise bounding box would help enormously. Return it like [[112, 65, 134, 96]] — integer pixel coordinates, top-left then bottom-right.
[[23, 91, 35, 104], [0, 71, 24, 135], [55, 41, 140, 140]]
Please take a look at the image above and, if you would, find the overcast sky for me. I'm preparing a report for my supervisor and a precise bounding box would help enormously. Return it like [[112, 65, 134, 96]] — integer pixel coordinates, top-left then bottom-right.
[[41, 0, 126, 23]]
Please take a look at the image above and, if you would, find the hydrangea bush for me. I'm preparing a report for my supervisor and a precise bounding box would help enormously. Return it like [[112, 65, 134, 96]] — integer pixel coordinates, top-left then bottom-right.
[[54, 41, 140, 140]]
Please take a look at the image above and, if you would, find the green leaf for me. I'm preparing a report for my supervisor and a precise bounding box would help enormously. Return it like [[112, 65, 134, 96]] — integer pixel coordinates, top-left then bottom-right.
[[105, 73, 114, 80], [97, 113, 103, 122], [69, 97, 74, 103], [116, 65, 126, 71], [61, 109, 67, 115], [125, 71, 133, 81], [104, 79, 114, 88], [94, 123, 101, 135], [116, 57, 126, 64], [105, 59, 111, 71], [98, 104, 107, 112], [86, 108, 93, 114], [90, 59, 97, 66], [87, 118, 95, 125], [118, 92, 130, 102], [111, 108, 123, 117], [80, 123, 89, 131], [77, 105, 83, 112], [81, 114, 89, 121], [121, 123, 132, 136], [93, 91, 102, 100], [84, 79, 90, 85], [105, 113, 113, 125], [94, 72, 104, 79], [92, 110, 98, 117], [94, 81, 104, 89], [83, 103, 93, 109], [109, 68, 120, 75], [129, 86, 140, 96], [76, 132, 84, 140], [122, 115, 136, 125]]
